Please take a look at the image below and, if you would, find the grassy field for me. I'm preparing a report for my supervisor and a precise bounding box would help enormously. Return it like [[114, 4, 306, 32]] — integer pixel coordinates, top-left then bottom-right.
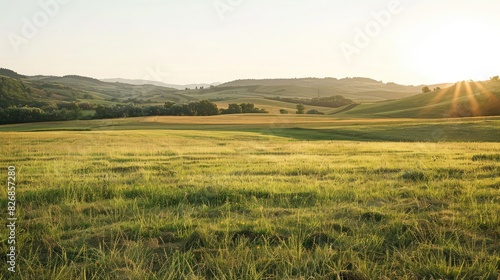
[[0, 116, 499, 279], [342, 81, 500, 119]]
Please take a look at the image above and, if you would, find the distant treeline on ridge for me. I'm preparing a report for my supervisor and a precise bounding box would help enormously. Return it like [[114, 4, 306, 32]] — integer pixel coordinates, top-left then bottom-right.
[[270, 95, 355, 108]]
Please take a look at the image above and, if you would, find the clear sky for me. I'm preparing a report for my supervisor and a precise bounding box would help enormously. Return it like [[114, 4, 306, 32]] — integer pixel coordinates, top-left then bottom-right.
[[1, 0, 499, 85]]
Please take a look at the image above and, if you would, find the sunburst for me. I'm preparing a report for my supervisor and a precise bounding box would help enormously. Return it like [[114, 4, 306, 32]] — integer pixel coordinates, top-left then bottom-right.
[[418, 86, 453, 117], [419, 80, 498, 118], [462, 81, 480, 116]]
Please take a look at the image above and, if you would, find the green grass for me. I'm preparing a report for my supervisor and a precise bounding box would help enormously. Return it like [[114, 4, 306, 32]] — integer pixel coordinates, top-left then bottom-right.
[[342, 81, 500, 118], [1, 115, 499, 143], [0, 118, 499, 279]]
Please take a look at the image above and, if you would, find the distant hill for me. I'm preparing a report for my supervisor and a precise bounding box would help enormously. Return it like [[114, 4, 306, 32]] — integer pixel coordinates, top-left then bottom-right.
[[101, 78, 221, 90], [0, 68, 452, 105], [0, 76, 33, 107], [339, 80, 500, 118], [4, 67, 490, 121], [0, 68, 27, 79], [216, 77, 426, 102], [22, 74, 196, 104]]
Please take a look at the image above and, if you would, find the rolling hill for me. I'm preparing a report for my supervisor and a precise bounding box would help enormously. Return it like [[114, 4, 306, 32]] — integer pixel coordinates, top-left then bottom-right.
[[338, 80, 500, 118], [103, 76, 443, 103], [1, 68, 433, 110], [214, 77, 450, 102], [0, 70, 196, 106], [101, 78, 221, 91], [1, 68, 497, 121]]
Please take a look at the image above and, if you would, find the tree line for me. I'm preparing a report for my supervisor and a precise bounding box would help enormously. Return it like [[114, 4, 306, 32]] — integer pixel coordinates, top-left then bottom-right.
[[0, 101, 268, 125], [94, 101, 267, 119]]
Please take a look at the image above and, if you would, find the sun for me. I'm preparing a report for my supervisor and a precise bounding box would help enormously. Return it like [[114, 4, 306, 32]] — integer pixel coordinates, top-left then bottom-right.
[[413, 21, 498, 83]]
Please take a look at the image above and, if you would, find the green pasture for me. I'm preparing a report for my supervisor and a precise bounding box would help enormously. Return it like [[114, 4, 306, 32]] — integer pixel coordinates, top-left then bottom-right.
[[0, 116, 498, 279]]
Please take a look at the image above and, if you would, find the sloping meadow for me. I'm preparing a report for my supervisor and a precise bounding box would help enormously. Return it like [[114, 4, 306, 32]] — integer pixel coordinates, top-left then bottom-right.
[[0, 130, 498, 279]]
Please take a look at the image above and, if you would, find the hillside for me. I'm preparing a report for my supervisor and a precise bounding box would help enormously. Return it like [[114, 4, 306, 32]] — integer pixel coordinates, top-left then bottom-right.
[[0, 76, 34, 107], [0, 68, 435, 109], [339, 80, 500, 118], [0, 71, 200, 106], [0, 68, 27, 79], [25, 75, 187, 103], [102, 78, 221, 90], [2, 68, 496, 122], [215, 77, 428, 102], [101, 77, 431, 103]]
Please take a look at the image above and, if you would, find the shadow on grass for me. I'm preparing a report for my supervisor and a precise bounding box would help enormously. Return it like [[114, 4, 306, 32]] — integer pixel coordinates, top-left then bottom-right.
[[256, 127, 389, 141], [7, 118, 499, 142], [255, 124, 500, 142]]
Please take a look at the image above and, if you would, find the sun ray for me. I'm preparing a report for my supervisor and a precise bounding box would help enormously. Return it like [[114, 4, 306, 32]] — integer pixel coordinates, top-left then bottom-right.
[[474, 80, 500, 116], [463, 81, 480, 116], [418, 86, 453, 117], [475, 81, 496, 100], [449, 82, 462, 117]]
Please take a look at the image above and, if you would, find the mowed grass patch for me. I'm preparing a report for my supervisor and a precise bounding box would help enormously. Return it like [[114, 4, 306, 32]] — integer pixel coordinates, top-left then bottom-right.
[[0, 130, 498, 279]]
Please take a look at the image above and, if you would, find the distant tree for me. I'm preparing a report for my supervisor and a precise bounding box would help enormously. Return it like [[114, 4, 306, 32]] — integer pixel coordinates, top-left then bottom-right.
[[168, 104, 186, 116], [422, 86, 431, 93], [1, 107, 45, 124], [70, 106, 83, 120], [433, 87, 441, 91], [191, 100, 219, 116], [279, 109, 288, 114], [124, 104, 144, 117], [164, 102, 175, 109], [220, 103, 267, 114], [143, 105, 167, 116], [57, 102, 79, 110], [221, 103, 242, 114], [306, 109, 324, 115], [491, 76, 499, 81], [296, 104, 305, 114], [240, 103, 256, 113], [0, 108, 6, 122], [78, 102, 96, 110], [41, 102, 58, 111]]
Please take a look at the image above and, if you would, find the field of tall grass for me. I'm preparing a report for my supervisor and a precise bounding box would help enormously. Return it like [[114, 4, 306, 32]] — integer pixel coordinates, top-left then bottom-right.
[[0, 125, 499, 279]]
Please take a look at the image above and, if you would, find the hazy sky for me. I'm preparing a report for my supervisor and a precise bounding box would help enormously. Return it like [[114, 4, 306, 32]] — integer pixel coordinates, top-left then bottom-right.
[[1, 0, 499, 85]]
